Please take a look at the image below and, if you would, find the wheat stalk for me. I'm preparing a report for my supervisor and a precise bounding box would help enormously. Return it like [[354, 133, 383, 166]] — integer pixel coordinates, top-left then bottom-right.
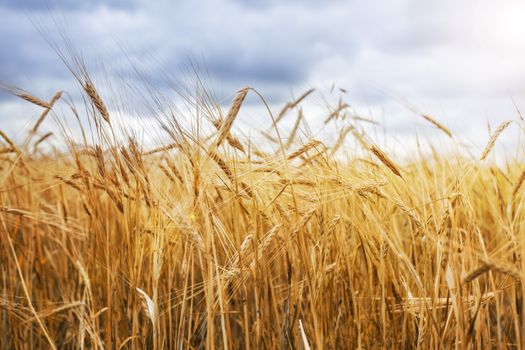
[[136, 288, 155, 323], [288, 140, 322, 161], [83, 80, 110, 124], [480, 120, 512, 160], [0, 130, 16, 150], [143, 143, 181, 156], [463, 260, 521, 283], [289, 88, 315, 109], [33, 132, 53, 152], [370, 145, 403, 178], [31, 91, 62, 134], [16, 92, 51, 109], [421, 114, 452, 138], [214, 87, 249, 147], [284, 109, 303, 150], [512, 168, 525, 198], [324, 102, 349, 124], [330, 125, 353, 155]]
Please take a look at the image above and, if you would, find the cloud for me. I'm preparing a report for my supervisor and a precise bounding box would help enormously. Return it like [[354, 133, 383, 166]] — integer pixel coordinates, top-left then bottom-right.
[[1, 0, 525, 152]]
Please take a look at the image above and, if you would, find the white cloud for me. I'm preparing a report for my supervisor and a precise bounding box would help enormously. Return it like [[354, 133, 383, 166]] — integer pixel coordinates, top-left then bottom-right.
[[1, 0, 525, 156]]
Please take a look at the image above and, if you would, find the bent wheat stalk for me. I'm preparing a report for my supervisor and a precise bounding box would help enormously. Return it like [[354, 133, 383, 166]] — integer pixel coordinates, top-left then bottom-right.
[[480, 120, 512, 160], [370, 145, 403, 178], [83, 80, 110, 124], [214, 87, 249, 147], [421, 114, 452, 138], [288, 140, 322, 161]]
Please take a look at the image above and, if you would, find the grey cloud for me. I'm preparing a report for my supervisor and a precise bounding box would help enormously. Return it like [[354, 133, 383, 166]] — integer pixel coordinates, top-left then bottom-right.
[[1, 0, 524, 148], [1, 0, 354, 100], [0, 38, 68, 83], [205, 52, 309, 85]]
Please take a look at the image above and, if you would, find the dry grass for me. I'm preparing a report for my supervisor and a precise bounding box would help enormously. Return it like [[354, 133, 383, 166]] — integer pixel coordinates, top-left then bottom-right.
[[1, 66, 525, 350]]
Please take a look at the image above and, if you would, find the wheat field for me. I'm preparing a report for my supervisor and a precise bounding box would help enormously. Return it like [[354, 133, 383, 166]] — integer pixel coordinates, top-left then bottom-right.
[[1, 63, 525, 349]]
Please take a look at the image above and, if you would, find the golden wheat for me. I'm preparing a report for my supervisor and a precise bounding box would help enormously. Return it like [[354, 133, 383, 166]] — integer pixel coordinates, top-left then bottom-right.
[[84, 79, 110, 123], [1, 70, 524, 350], [369, 144, 403, 177], [420, 113, 453, 138], [480, 120, 512, 160]]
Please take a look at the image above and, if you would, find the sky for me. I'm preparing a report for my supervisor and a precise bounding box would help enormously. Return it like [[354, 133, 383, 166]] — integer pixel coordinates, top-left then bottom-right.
[[1, 0, 525, 156]]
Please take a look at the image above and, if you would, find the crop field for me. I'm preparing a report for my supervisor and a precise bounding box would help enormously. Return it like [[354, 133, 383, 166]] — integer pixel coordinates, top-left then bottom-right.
[[0, 62, 525, 349]]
